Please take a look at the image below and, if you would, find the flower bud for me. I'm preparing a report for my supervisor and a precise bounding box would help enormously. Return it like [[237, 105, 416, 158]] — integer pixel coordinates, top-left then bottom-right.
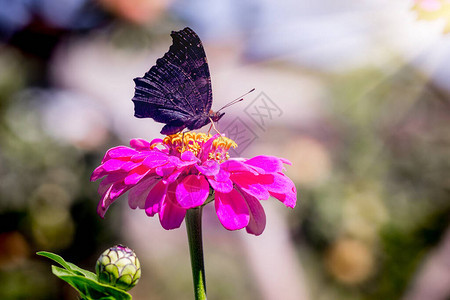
[[95, 245, 141, 291]]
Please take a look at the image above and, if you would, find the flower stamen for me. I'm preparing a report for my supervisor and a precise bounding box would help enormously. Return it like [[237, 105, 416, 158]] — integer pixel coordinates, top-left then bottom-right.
[[163, 132, 237, 161]]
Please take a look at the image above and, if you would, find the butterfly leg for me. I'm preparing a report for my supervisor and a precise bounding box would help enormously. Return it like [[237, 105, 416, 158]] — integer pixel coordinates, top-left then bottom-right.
[[207, 122, 214, 135], [181, 131, 186, 151], [208, 117, 222, 136]]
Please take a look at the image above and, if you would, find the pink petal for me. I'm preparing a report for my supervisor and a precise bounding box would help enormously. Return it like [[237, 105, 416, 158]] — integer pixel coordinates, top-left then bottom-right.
[[245, 164, 267, 175], [207, 168, 232, 193], [149, 138, 164, 147], [128, 176, 159, 209], [124, 165, 151, 185], [176, 175, 209, 209], [102, 146, 137, 163], [269, 184, 297, 208], [141, 151, 170, 168], [101, 158, 129, 172], [208, 177, 233, 193], [156, 163, 176, 177], [230, 173, 270, 200], [195, 160, 220, 176], [266, 173, 296, 194], [97, 174, 117, 195], [120, 161, 142, 172], [280, 158, 292, 166], [97, 185, 114, 218], [90, 165, 108, 181], [221, 159, 259, 175], [214, 168, 230, 181], [130, 138, 151, 150], [98, 173, 125, 195], [215, 190, 250, 231], [245, 155, 284, 173], [164, 168, 181, 183], [98, 182, 113, 197], [169, 156, 194, 168], [198, 134, 222, 161], [159, 185, 186, 230], [181, 150, 200, 163], [94, 162, 134, 181], [145, 180, 167, 216], [130, 151, 151, 162], [110, 182, 130, 200], [166, 168, 184, 183], [240, 190, 266, 236]]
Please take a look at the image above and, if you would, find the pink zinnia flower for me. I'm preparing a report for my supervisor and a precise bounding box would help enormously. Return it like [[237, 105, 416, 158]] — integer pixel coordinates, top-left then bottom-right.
[[90, 132, 297, 235]]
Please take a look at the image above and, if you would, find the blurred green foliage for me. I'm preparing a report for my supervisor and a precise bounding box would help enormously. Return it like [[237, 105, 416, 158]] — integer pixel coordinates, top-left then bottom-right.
[[0, 47, 119, 299], [296, 64, 450, 299], [0, 11, 449, 300]]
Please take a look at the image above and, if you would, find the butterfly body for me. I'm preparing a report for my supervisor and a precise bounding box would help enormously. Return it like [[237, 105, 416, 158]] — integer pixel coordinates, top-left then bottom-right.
[[132, 27, 224, 135]]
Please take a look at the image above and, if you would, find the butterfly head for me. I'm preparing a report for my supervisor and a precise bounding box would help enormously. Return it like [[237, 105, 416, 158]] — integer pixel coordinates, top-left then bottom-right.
[[209, 110, 225, 122]]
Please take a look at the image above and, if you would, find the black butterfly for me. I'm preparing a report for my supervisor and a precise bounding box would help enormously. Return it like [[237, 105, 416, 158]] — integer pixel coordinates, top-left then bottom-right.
[[132, 27, 225, 135]]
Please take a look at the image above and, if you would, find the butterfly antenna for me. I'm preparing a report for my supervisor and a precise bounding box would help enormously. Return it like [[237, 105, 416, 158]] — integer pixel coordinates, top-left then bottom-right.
[[217, 88, 255, 112]]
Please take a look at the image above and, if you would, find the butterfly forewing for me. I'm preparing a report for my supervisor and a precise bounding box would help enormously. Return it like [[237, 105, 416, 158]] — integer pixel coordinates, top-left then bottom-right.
[[132, 27, 214, 134], [164, 28, 213, 114]]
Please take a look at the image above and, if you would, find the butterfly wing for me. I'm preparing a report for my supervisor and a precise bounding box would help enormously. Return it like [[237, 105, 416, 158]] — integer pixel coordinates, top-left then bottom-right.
[[132, 27, 213, 135]]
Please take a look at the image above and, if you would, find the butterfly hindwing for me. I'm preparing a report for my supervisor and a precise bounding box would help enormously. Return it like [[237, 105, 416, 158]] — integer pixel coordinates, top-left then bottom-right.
[[132, 27, 213, 134]]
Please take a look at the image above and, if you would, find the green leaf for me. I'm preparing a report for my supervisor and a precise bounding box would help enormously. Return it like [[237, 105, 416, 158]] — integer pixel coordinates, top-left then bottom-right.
[[37, 251, 97, 280], [37, 251, 131, 299], [37, 251, 76, 273], [65, 261, 98, 281], [52, 266, 131, 300], [82, 297, 115, 300]]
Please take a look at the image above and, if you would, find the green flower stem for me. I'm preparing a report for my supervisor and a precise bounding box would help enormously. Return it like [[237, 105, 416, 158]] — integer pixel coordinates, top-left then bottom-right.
[[186, 207, 207, 300]]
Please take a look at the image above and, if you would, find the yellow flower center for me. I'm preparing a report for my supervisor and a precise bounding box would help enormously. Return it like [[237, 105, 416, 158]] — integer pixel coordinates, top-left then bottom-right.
[[163, 132, 237, 161]]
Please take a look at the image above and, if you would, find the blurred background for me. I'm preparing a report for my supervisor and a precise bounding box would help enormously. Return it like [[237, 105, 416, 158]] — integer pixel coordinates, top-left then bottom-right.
[[1, 0, 450, 299]]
